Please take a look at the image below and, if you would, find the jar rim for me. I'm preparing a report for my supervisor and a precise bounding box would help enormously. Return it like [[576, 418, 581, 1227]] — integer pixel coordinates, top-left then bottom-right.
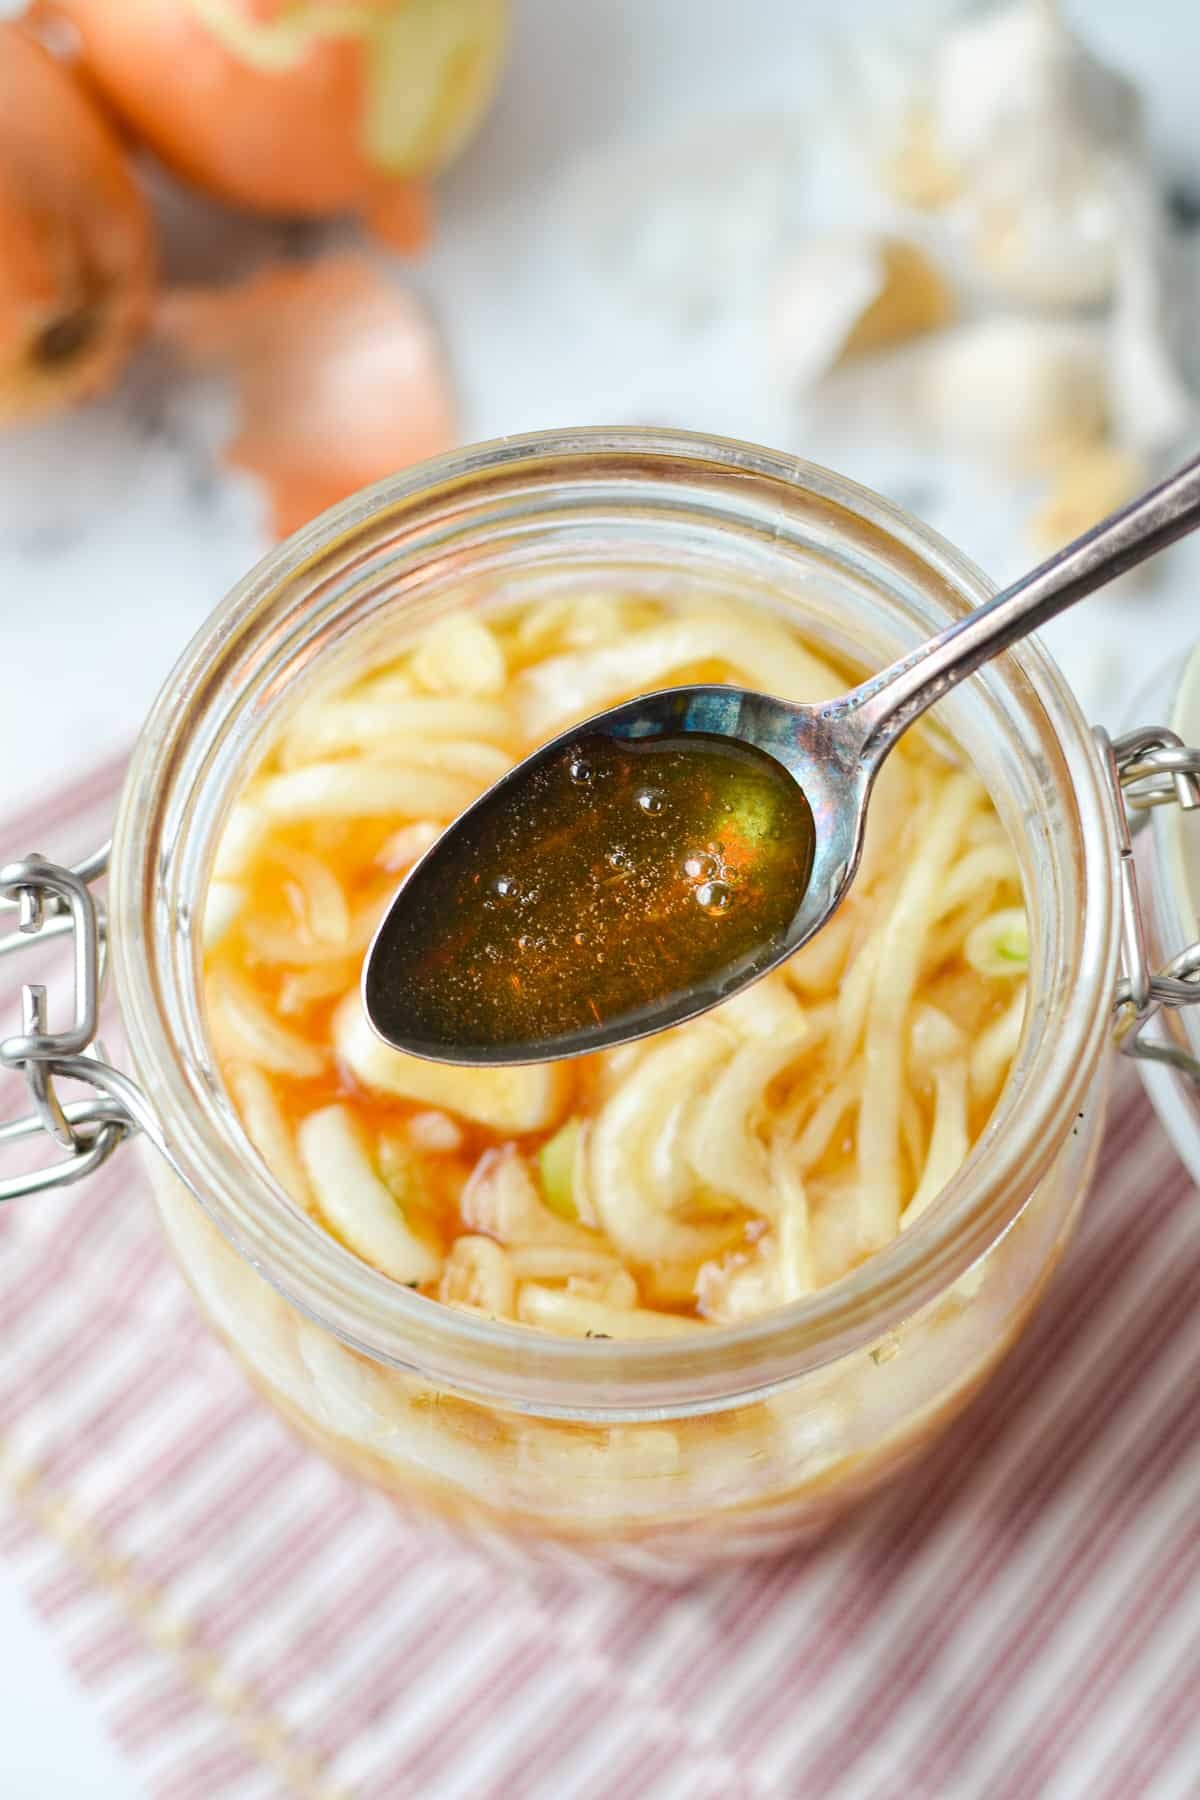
[[110, 427, 1119, 1418]]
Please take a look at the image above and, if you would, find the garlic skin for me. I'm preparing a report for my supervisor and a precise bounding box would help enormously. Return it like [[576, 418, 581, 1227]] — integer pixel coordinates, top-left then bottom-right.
[[769, 236, 884, 392], [927, 0, 1144, 310], [1106, 182, 1196, 463], [1029, 442, 1146, 552], [770, 233, 954, 392], [913, 315, 1108, 472]]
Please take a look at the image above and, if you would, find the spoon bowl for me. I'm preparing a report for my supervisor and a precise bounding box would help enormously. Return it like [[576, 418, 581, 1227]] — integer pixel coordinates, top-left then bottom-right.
[[363, 681, 869, 1063]]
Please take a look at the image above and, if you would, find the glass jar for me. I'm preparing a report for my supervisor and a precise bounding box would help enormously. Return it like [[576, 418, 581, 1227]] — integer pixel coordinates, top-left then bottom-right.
[[3, 429, 1197, 1571]]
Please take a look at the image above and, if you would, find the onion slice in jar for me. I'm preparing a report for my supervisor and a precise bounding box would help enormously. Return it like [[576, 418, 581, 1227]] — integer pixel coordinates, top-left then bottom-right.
[[297, 1104, 441, 1286]]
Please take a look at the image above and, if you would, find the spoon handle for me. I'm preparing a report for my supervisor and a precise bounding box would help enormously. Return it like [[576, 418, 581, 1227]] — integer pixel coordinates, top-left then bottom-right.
[[846, 451, 1200, 764]]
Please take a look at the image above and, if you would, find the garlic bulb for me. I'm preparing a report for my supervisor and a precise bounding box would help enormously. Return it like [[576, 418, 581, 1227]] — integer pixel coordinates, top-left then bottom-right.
[[770, 233, 954, 391], [927, 0, 1144, 309], [913, 315, 1107, 471], [1106, 181, 1196, 460]]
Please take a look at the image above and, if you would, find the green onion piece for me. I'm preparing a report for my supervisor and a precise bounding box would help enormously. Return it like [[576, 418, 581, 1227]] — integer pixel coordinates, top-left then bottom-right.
[[964, 907, 1029, 978], [538, 1118, 580, 1219]]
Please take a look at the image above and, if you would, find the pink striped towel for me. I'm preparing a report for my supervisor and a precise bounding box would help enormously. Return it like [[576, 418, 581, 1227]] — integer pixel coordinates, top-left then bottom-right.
[[1, 762, 1198, 1800]]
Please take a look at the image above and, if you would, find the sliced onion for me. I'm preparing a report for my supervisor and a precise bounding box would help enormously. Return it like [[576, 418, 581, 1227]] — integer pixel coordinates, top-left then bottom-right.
[[438, 1236, 515, 1318], [256, 760, 479, 823], [280, 696, 514, 767], [202, 879, 243, 951], [588, 1024, 744, 1267], [227, 1064, 313, 1214], [684, 1031, 808, 1218], [903, 1007, 970, 1225], [516, 1286, 705, 1339], [516, 610, 843, 738], [337, 997, 569, 1136], [208, 971, 326, 1078], [459, 1146, 601, 1251], [411, 614, 507, 697], [297, 1103, 440, 1286]]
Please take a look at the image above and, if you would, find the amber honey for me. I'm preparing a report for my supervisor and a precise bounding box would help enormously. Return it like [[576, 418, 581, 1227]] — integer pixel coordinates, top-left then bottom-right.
[[367, 728, 816, 1054]]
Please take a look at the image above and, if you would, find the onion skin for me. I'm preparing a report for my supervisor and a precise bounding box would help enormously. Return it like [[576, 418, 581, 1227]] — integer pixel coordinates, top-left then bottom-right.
[[46, 0, 508, 249], [158, 254, 455, 538], [0, 24, 155, 424]]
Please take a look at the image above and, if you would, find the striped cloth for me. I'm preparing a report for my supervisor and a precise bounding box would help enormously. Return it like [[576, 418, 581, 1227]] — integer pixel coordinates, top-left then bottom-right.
[[1, 763, 1199, 1800]]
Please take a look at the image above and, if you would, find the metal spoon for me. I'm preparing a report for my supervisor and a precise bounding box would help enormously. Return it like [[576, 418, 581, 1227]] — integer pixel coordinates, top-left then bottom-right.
[[365, 452, 1200, 1065]]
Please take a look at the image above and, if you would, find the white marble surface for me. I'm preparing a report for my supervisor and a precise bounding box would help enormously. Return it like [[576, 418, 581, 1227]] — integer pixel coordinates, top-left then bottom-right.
[[0, 1563, 133, 1799], [2, 2, 1200, 1794]]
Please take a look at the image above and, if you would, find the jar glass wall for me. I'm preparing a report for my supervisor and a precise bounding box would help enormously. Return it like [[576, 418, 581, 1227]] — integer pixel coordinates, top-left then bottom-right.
[[110, 431, 1119, 1565]]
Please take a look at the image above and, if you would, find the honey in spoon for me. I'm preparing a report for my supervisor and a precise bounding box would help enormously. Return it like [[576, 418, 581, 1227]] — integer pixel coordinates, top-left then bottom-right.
[[365, 729, 816, 1060]]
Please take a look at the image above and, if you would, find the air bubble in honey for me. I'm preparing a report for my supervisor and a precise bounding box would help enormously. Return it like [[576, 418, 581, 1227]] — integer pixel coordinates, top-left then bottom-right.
[[694, 881, 733, 917], [684, 851, 719, 881]]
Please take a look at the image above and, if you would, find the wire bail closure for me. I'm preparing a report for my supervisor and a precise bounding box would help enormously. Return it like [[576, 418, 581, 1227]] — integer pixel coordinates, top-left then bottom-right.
[[1098, 726, 1200, 1084], [0, 845, 138, 1201]]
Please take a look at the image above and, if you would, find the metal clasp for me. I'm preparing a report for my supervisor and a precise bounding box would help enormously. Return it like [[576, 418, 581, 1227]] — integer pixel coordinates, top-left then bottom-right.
[[0, 846, 139, 1201], [1097, 726, 1200, 1084]]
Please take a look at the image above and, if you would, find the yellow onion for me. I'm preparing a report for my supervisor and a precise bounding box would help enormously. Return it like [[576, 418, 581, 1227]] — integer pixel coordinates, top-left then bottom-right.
[[0, 23, 155, 424], [158, 253, 454, 538], [46, 0, 508, 250]]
